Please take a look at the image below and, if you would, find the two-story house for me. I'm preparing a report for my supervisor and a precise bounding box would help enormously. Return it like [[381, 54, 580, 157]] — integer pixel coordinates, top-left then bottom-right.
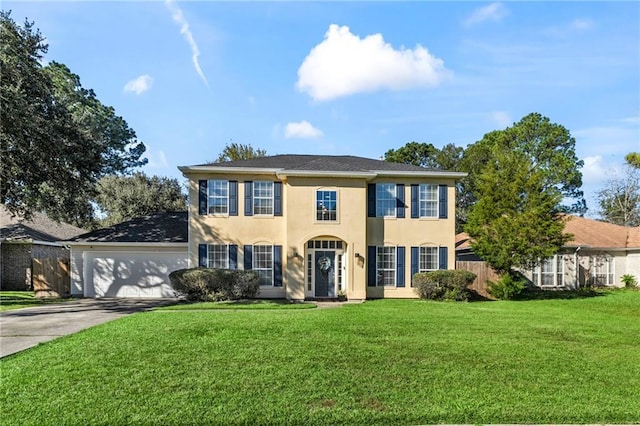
[[179, 155, 465, 301]]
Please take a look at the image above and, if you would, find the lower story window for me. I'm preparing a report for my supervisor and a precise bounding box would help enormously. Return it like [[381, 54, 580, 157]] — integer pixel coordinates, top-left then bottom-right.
[[208, 244, 228, 269], [592, 255, 614, 286], [532, 255, 564, 287], [376, 246, 396, 287], [254, 245, 273, 286], [419, 246, 438, 272]]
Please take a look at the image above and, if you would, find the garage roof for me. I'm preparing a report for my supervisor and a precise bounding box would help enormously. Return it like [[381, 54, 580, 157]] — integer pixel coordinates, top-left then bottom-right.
[[71, 212, 188, 243]]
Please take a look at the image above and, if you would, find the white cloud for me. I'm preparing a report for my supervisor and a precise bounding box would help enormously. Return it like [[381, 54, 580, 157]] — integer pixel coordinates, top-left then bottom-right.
[[284, 121, 323, 139], [582, 155, 607, 185], [165, 0, 208, 87], [569, 18, 595, 32], [573, 126, 640, 157], [489, 111, 512, 128], [463, 3, 508, 27], [146, 149, 169, 168], [296, 24, 450, 102], [123, 75, 153, 95]]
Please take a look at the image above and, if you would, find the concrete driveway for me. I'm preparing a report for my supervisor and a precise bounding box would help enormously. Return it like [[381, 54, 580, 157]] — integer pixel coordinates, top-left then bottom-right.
[[0, 298, 177, 358]]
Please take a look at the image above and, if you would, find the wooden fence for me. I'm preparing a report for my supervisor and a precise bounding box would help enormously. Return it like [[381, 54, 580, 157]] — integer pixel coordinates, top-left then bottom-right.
[[33, 257, 70, 298], [456, 260, 500, 299]]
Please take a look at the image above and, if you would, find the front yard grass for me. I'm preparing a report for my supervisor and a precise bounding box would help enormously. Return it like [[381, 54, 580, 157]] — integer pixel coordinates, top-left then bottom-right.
[[0, 291, 67, 312], [1, 290, 639, 425], [160, 299, 317, 310]]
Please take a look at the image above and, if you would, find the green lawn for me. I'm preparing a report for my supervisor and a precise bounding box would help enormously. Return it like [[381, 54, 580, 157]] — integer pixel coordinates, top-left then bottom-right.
[[160, 299, 317, 310], [2, 291, 639, 425], [0, 291, 67, 312]]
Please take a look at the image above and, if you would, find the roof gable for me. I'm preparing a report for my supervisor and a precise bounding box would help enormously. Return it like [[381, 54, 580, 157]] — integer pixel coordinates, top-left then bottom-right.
[[1, 205, 87, 242]]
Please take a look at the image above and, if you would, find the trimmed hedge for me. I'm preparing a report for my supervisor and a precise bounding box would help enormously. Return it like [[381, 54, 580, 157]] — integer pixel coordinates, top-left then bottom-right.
[[413, 270, 477, 301], [169, 268, 260, 301]]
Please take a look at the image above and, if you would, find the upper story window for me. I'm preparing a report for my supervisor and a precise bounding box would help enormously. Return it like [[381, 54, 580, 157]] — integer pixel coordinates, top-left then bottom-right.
[[316, 190, 337, 221], [376, 184, 397, 217], [199, 180, 237, 216], [253, 181, 274, 215], [419, 184, 438, 218], [208, 180, 228, 214]]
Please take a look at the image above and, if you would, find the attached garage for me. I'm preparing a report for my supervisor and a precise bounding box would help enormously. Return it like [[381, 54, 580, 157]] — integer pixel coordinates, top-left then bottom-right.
[[68, 212, 188, 298]]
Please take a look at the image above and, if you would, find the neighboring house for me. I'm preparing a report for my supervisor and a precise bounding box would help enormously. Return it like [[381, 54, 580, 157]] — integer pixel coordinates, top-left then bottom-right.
[[456, 215, 640, 289], [0, 205, 86, 292], [67, 212, 188, 298], [179, 155, 466, 300]]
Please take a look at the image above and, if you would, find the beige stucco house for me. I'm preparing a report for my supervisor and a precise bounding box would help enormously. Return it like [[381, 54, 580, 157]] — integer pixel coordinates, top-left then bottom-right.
[[179, 155, 466, 300]]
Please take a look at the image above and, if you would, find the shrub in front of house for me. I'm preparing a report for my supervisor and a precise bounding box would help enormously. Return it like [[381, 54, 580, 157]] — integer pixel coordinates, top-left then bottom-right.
[[169, 268, 260, 301], [413, 270, 477, 301], [487, 272, 527, 300]]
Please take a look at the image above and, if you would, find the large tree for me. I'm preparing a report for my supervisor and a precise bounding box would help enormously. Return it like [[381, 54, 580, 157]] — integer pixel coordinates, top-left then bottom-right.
[[215, 142, 267, 163], [597, 166, 640, 227], [465, 148, 571, 275], [626, 152, 640, 169], [1, 12, 146, 226], [462, 113, 586, 216], [95, 173, 187, 228]]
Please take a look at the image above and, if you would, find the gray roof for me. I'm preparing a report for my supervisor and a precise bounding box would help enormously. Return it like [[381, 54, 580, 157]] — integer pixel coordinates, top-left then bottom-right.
[[197, 155, 442, 173], [1, 205, 87, 242], [71, 212, 188, 244]]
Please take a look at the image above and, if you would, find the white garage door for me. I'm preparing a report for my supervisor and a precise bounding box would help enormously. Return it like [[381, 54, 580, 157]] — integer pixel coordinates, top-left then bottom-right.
[[85, 251, 188, 298]]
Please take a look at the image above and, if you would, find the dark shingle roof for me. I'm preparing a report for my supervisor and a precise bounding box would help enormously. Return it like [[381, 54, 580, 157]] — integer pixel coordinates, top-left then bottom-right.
[[1, 205, 87, 242], [71, 212, 188, 243], [198, 155, 441, 173]]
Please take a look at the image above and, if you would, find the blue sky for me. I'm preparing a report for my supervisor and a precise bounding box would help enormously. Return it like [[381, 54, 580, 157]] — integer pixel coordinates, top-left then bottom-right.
[[5, 1, 640, 215]]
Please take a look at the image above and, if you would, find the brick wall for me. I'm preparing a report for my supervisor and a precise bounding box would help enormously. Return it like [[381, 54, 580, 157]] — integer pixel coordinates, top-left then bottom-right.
[[1, 242, 70, 291]]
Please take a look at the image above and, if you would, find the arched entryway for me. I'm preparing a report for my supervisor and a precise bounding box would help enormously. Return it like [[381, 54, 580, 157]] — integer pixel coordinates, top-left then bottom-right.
[[305, 238, 346, 299]]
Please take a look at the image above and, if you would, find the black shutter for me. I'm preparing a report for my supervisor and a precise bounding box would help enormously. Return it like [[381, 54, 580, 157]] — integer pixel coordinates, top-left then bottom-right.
[[411, 246, 419, 285], [244, 245, 253, 270], [244, 181, 253, 216], [274, 245, 283, 287], [439, 246, 448, 270], [198, 180, 208, 215], [198, 244, 207, 267], [229, 245, 238, 270], [396, 184, 405, 218], [439, 184, 448, 219], [367, 184, 376, 217], [411, 184, 419, 218], [274, 182, 283, 216], [367, 246, 377, 286], [229, 181, 238, 216], [396, 246, 405, 287]]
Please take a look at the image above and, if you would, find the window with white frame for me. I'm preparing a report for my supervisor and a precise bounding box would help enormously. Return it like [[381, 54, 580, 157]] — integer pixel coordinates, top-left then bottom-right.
[[419, 184, 438, 218], [253, 245, 274, 286], [532, 255, 564, 287], [208, 180, 228, 214], [376, 246, 396, 286], [207, 244, 228, 269], [419, 246, 438, 272], [253, 181, 274, 215], [376, 184, 396, 217], [316, 190, 337, 221], [592, 255, 614, 286]]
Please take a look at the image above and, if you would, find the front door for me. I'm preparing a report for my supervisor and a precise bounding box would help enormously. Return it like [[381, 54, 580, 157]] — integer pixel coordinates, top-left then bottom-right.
[[314, 250, 335, 297]]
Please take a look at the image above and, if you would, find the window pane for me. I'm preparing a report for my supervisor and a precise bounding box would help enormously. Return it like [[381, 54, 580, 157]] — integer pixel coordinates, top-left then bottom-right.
[[376, 184, 396, 217], [253, 245, 273, 286], [419, 247, 438, 271], [253, 181, 273, 215], [376, 246, 396, 286], [208, 180, 228, 214], [316, 190, 337, 221], [419, 184, 437, 217], [207, 245, 228, 269]]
